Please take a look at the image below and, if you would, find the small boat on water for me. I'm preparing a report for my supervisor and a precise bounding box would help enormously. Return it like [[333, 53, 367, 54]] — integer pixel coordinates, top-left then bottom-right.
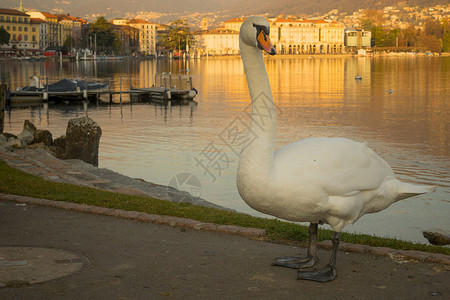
[[19, 76, 108, 93], [9, 76, 109, 105]]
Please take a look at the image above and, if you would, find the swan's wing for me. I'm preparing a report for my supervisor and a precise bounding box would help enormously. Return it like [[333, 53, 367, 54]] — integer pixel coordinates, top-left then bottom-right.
[[273, 137, 394, 197]]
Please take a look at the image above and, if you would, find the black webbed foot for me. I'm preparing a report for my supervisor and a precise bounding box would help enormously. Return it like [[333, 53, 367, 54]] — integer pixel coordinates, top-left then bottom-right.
[[272, 256, 317, 269], [297, 264, 337, 283]]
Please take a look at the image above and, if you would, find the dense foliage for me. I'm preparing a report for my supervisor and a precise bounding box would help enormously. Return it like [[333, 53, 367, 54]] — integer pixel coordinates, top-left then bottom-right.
[[0, 28, 10, 45], [160, 19, 195, 53], [362, 13, 450, 52], [88, 16, 121, 54]]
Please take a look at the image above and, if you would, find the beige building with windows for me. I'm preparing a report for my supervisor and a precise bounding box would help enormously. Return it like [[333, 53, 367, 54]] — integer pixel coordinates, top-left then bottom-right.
[[196, 16, 346, 55], [196, 27, 240, 56], [126, 19, 157, 55], [0, 8, 40, 55], [268, 18, 345, 54], [27, 11, 60, 48], [56, 14, 83, 49], [113, 18, 157, 55]]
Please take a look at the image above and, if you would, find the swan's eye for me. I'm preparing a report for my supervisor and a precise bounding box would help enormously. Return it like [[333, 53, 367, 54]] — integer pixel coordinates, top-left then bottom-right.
[[253, 24, 270, 36]]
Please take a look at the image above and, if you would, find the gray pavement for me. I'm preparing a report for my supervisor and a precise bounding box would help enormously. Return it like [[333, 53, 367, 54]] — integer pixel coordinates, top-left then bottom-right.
[[1, 199, 449, 300]]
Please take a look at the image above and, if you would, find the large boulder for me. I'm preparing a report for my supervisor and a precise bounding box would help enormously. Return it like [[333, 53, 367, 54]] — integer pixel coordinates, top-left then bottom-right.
[[423, 230, 450, 246], [49, 135, 67, 159], [34, 129, 53, 146], [53, 135, 66, 149], [17, 120, 36, 147], [63, 117, 102, 166], [0, 133, 20, 150]]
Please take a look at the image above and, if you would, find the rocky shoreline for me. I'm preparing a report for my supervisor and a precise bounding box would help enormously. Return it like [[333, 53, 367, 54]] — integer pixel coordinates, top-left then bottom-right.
[[0, 118, 230, 211]]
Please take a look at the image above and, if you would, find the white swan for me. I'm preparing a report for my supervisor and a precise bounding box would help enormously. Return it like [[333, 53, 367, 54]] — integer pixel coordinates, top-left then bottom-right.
[[237, 16, 435, 283]]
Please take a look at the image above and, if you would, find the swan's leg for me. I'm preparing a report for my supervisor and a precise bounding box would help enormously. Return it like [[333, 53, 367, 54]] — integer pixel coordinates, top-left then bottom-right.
[[297, 231, 340, 283], [272, 223, 319, 269]]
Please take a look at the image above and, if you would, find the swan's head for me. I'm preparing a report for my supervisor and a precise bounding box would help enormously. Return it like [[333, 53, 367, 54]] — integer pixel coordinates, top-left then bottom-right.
[[240, 16, 276, 55]]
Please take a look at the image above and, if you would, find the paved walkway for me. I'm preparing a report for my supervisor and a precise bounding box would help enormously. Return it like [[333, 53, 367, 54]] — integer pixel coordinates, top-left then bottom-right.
[[1, 198, 449, 299], [0, 147, 449, 299]]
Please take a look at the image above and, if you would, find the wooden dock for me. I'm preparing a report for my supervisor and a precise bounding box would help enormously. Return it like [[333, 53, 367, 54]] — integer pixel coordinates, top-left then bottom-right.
[[8, 73, 198, 106]]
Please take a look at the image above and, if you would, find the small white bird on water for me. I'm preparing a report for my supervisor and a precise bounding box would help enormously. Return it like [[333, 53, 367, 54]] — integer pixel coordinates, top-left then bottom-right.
[[237, 16, 435, 283]]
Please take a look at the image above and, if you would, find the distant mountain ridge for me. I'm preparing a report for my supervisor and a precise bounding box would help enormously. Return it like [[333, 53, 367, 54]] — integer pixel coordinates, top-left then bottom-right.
[[2, 0, 448, 23]]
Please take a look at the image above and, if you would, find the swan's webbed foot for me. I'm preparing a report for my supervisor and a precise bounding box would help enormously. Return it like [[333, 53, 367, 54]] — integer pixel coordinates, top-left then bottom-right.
[[272, 224, 319, 269], [272, 255, 317, 269], [297, 264, 337, 283]]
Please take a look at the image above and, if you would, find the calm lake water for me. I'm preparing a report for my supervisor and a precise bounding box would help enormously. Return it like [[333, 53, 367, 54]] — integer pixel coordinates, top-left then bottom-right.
[[1, 56, 449, 243]]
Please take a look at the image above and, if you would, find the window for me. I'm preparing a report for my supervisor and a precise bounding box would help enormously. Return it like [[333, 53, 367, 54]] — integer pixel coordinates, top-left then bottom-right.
[[24, 34, 28, 41], [18, 17, 22, 23], [32, 35, 36, 42], [24, 27, 28, 32], [19, 27, 22, 31], [7, 26, 10, 30], [13, 17, 16, 22], [13, 26, 16, 31], [0, 16, 3, 21]]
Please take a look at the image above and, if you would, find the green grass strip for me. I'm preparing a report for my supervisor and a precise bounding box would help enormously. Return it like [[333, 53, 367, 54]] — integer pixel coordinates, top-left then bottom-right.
[[0, 160, 448, 255]]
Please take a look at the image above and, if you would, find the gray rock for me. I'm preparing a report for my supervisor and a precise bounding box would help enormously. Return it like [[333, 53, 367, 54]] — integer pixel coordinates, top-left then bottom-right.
[[48, 145, 65, 159], [23, 120, 37, 133], [64, 117, 102, 166], [4, 137, 21, 149], [0, 134, 7, 142], [422, 230, 450, 246], [17, 120, 37, 147], [25, 142, 47, 150], [34, 129, 53, 146], [2, 132, 17, 140], [53, 135, 66, 149], [51, 136, 66, 159]]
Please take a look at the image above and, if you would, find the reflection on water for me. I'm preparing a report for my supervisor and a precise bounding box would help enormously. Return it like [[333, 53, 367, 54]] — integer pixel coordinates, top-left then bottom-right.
[[1, 56, 449, 243]]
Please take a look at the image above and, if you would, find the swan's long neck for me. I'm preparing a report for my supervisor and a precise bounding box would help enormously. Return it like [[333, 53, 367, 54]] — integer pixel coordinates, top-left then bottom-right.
[[238, 42, 276, 181]]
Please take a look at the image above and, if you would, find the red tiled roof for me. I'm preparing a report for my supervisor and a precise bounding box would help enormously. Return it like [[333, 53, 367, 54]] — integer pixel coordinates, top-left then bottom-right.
[[224, 17, 246, 23], [128, 19, 156, 25], [275, 18, 301, 22], [205, 27, 239, 34], [30, 18, 45, 24], [0, 8, 28, 16], [39, 12, 59, 19]]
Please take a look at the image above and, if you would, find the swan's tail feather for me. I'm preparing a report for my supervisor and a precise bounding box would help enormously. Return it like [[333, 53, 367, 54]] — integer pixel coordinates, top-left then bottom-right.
[[395, 183, 436, 201]]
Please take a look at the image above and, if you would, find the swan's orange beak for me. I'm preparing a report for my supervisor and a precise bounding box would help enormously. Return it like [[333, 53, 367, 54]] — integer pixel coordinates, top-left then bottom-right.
[[257, 30, 276, 55]]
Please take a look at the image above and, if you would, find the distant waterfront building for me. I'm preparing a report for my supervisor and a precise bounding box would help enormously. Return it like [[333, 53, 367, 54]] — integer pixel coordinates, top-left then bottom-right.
[[223, 17, 246, 31], [56, 14, 84, 49], [30, 18, 45, 51], [27, 11, 60, 48], [127, 19, 157, 55], [196, 27, 240, 56], [111, 23, 139, 55], [200, 17, 208, 31], [113, 18, 157, 55], [196, 16, 346, 55], [268, 18, 345, 54], [0, 8, 40, 55], [344, 28, 372, 52]]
